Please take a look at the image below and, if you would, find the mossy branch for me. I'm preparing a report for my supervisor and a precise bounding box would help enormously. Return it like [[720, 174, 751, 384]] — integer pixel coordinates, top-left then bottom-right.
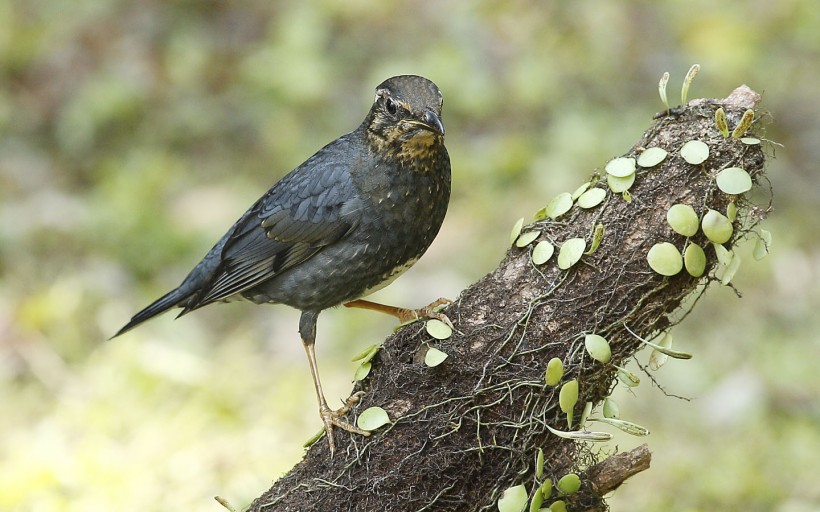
[[245, 86, 768, 512]]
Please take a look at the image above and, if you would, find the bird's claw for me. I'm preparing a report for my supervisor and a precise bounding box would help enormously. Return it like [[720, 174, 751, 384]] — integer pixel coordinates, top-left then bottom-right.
[[397, 297, 454, 328], [320, 391, 371, 456]]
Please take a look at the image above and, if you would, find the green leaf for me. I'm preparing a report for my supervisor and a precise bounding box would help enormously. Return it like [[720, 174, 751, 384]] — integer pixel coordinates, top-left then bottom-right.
[[546, 424, 612, 442], [426, 319, 453, 340], [720, 251, 742, 285], [680, 140, 709, 164], [356, 407, 390, 431], [683, 242, 707, 277], [549, 500, 567, 512], [498, 484, 528, 512], [545, 192, 574, 220], [753, 229, 772, 260], [716, 167, 752, 194], [647, 242, 683, 276], [351, 344, 381, 363], [532, 241, 555, 265], [741, 137, 761, 145], [637, 147, 668, 168], [585, 224, 604, 255], [559, 379, 579, 428], [529, 488, 543, 512], [557, 238, 586, 269], [658, 71, 670, 109], [571, 182, 592, 200], [354, 361, 371, 381], [510, 217, 525, 245], [731, 109, 755, 138], [715, 107, 729, 137], [606, 172, 635, 193], [536, 448, 545, 480], [584, 334, 611, 363], [727, 201, 737, 222], [603, 398, 620, 419], [681, 63, 699, 105], [576, 187, 606, 208], [589, 417, 651, 436], [702, 209, 733, 244], [424, 347, 449, 367], [557, 473, 581, 495], [666, 203, 699, 237], [540, 479, 553, 500], [605, 157, 637, 177], [545, 357, 564, 386], [617, 366, 640, 387], [579, 401, 593, 428], [516, 230, 541, 247]]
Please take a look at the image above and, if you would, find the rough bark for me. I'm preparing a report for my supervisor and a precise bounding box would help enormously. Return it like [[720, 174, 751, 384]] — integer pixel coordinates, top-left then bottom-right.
[[244, 86, 768, 512]]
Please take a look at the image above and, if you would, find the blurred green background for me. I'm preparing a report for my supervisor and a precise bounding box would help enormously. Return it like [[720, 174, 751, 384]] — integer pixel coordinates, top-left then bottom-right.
[[1, 1, 818, 511]]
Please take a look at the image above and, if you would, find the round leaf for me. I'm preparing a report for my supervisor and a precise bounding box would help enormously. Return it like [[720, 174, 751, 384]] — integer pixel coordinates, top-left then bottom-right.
[[606, 172, 635, 193], [557, 474, 581, 495], [426, 319, 453, 340], [545, 192, 574, 220], [605, 157, 637, 177], [532, 241, 555, 265], [716, 167, 752, 194], [549, 500, 567, 512], [647, 242, 683, 276], [557, 238, 586, 270], [680, 140, 709, 164], [498, 484, 528, 512], [702, 209, 733, 244], [559, 379, 578, 414], [637, 147, 668, 168], [584, 334, 611, 363], [741, 137, 760, 145], [666, 204, 699, 237], [603, 398, 620, 419], [683, 242, 707, 277], [516, 230, 540, 248], [424, 347, 449, 367], [576, 188, 606, 209], [356, 406, 390, 431], [545, 357, 564, 386]]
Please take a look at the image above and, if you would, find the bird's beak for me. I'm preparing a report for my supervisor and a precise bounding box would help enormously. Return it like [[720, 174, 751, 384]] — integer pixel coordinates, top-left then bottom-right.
[[408, 111, 445, 136]]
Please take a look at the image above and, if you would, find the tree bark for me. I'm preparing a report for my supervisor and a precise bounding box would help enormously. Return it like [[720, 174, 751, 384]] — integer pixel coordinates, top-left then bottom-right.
[[244, 86, 767, 512]]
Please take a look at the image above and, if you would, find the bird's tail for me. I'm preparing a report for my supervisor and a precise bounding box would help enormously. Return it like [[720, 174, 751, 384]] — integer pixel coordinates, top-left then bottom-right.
[[111, 287, 193, 339]]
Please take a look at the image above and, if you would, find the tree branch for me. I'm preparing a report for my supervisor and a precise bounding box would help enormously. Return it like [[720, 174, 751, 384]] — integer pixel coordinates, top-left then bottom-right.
[[245, 86, 767, 512]]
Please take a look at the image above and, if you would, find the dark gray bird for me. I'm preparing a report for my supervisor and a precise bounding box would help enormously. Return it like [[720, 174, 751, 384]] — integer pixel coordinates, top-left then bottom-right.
[[114, 75, 451, 454]]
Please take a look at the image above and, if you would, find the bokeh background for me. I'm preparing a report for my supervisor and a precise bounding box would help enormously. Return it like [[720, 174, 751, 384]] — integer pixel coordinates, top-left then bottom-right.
[[1, 1, 818, 511]]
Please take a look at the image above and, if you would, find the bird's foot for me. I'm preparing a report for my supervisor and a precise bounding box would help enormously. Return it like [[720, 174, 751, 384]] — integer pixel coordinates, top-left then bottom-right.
[[344, 297, 454, 328], [320, 391, 371, 456], [397, 297, 454, 328]]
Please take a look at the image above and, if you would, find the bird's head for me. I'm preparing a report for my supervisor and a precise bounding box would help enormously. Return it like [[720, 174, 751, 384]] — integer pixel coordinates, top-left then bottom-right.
[[364, 75, 446, 165]]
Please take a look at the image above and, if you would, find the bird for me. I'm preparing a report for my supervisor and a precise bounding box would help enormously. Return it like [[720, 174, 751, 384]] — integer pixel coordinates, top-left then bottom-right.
[[113, 75, 452, 455]]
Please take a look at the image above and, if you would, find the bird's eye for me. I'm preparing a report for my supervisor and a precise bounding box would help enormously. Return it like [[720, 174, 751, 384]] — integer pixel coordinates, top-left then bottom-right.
[[385, 97, 398, 115]]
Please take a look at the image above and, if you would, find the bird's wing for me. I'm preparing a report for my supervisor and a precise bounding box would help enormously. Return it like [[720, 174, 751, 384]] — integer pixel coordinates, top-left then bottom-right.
[[183, 146, 363, 311]]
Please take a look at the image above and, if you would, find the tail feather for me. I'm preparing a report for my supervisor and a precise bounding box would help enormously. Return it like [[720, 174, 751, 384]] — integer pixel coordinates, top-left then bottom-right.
[[111, 287, 193, 339]]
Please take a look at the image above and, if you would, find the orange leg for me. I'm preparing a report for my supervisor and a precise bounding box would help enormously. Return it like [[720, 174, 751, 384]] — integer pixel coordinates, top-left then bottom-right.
[[344, 297, 453, 328]]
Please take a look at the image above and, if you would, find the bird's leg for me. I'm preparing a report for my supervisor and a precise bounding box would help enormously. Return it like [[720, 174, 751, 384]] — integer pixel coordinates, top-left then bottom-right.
[[299, 311, 370, 456], [343, 297, 453, 328]]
